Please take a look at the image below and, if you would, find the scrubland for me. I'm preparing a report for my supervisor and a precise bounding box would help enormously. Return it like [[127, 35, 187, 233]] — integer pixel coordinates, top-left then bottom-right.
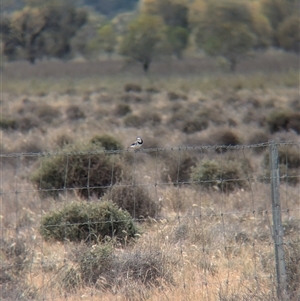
[[1, 51, 300, 300]]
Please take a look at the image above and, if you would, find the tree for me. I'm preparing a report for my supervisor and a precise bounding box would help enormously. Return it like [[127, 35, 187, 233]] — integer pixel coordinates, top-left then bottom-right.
[[166, 26, 189, 59], [277, 15, 300, 53], [195, 0, 255, 72], [1, 7, 48, 63], [248, 1, 272, 50], [119, 14, 165, 73], [1, 2, 87, 63], [262, 0, 298, 47], [98, 23, 117, 57]]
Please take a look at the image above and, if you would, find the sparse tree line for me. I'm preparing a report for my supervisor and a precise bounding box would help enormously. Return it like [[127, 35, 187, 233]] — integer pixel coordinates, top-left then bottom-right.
[[1, 0, 299, 71]]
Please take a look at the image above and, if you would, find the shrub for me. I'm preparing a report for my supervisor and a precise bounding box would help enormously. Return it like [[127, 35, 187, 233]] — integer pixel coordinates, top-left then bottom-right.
[[15, 114, 40, 131], [123, 114, 144, 128], [34, 104, 61, 123], [209, 128, 242, 152], [161, 151, 198, 185], [167, 91, 187, 101], [114, 103, 132, 117], [190, 158, 249, 192], [261, 145, 300, 185], [31, 142, 125, 198], [113, 247, 175, 289], [66, 105, 85, 120], [247, 130, 269, 154], [90, 134, 123, 151], [39, 201, 138, 243], [124, 83, 142, 92], [145, 87, 160, 93], [120, 93, 144, 103], [59, 244, 175, 297], [54, 133, 74, 148], [140, 110, 162, 126], [182, 117, 208, 134], [0, 117, 17, 130], [263, 145, 300, 169], [103, 184, 159, 218], [267, 109, 300, 134]]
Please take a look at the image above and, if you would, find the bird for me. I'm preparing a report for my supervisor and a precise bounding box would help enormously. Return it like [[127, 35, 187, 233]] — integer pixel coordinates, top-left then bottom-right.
[[130, 137, 143, 150]]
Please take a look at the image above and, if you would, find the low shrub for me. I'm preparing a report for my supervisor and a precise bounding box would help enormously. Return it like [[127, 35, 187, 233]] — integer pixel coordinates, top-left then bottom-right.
[[90, 134, 123, 151], [66, 105, 85, 120], [167, 91, 187, 101], [263, 145, 300, 169], [161, 151, 198, 185], [124, 83, 142, 93], [208, 128, 242, 152], [59, 244, 175, 298], [39, 201, 138, 243], [54, 133, 74, 148], [104, 184, 159, 218], [123, 114, 144, 128], [267, 109, 300, 134], [120, 93, 145, 103], [34, 103, 61, 123], [190, 158, 249, 192], [0, 117, 17, 130], [140, 110, 162, 127], [247, 130, 269, 154], [114, 103, 132, 117], [15, 114, 40, 131], [182, 117, 208, 134], [31, 142, 125, 198], [261, 145, 300, 185], [145, 87, 160, 94]]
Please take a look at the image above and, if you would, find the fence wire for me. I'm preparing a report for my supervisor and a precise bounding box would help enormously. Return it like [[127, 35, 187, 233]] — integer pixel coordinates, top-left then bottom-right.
[[1, 141, 299, 301]]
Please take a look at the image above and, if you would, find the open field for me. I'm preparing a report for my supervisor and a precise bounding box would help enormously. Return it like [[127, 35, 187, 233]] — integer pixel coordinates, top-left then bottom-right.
[[1, 51, 300, 300]]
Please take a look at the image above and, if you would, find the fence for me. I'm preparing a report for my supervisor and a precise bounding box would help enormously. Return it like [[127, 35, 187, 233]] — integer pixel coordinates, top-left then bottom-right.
[[1, 141, 299, 300]]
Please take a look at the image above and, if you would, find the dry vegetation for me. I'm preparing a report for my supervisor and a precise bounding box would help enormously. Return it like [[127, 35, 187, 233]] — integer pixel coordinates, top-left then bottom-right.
[[1, 52, 300, 300]]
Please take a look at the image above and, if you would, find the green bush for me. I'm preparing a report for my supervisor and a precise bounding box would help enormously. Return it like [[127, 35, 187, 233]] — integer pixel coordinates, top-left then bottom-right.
[[104, 184, 159, 218], [191, 158, 249, 192], [40, 201, 138, 243], [267, 110, 300, 134], [31, 142, 125, 198], [90, 134, 123, 150]]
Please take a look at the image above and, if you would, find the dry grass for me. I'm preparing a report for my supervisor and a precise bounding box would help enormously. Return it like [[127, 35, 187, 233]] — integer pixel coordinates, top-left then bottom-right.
[[1, 51, 300, 300]]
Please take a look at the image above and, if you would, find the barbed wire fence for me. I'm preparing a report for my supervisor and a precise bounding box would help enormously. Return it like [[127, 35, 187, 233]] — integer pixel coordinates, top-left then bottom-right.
[[1, 141, 299, 300]]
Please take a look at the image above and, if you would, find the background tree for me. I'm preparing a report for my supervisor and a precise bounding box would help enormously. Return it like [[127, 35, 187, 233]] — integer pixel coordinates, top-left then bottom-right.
[[98, 23, 117, 58], [39, 3, 87, 60], [119, 14, 165, 73], [166, 26, 189, 59], [1, 2, 87, 63], [141, 0, 190, 59], [277, 15, 300, 53], [262, 0, 298, 47], [248, 1, 272, 50], [2, 7, 48, 63], [195, 0, 255, 72]]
